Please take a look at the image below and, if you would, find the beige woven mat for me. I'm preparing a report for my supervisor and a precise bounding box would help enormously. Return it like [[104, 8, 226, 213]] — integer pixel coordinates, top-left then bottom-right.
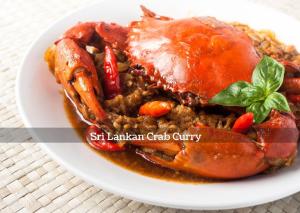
[[1, 0, 300, 212]]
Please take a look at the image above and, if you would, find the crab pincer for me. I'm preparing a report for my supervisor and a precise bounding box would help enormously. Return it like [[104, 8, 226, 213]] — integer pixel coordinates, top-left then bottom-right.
[[45, 21, 128, 124], [135, 111, 298, 179], [53, 38, 107, 123]]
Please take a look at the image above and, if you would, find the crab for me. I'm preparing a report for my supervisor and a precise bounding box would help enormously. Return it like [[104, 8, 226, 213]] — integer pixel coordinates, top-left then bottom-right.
[[45, 6, 299, 179]]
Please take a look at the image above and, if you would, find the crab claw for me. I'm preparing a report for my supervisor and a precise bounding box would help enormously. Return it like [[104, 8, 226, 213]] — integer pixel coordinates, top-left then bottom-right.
[[54, 38, 107, 123], [255, 111, 298, 165], [136, 128, 267, 179], [55, 21, 128, 51], [45, 20, 129, 124], [134, 111, 298, 179]]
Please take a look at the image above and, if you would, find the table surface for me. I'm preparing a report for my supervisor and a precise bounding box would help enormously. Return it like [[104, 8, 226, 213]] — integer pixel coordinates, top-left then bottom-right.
[[1, 0, 300, 212]]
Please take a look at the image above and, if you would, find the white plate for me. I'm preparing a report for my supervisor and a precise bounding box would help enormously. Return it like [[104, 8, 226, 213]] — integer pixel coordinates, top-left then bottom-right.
[[16, 0, 300, 210]]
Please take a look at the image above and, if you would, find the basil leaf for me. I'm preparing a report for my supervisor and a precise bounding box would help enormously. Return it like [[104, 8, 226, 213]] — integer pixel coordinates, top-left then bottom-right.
[[209, 81, 252, 106], [246, 101, 271, 123], [252, 56, 284, 94], [208, 55, 288, 124], [241, 85, 265, 102], [265, 92, 291, 112]]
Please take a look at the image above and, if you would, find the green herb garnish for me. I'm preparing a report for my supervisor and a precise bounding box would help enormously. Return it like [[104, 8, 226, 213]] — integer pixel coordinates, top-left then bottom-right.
[[209, 56, 290, 123]]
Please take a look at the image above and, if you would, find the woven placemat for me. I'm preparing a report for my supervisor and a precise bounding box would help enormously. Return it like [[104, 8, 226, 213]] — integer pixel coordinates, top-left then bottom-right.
[[1, 0, 300, 212]]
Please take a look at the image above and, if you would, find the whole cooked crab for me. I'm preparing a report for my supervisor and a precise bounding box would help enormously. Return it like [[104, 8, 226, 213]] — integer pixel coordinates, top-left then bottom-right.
[[45, 6, 299, 179]]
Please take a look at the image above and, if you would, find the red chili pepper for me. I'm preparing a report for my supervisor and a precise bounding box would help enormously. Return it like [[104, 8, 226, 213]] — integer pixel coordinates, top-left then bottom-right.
[[85, 125, 125, 151], [139, 101, 173, 117], [232, 112, 254, 133], [103, 45, 121, 99]]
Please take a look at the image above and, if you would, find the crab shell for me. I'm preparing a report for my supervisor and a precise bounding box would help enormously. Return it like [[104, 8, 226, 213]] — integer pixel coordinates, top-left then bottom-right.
[[127, 15, 260, 103]]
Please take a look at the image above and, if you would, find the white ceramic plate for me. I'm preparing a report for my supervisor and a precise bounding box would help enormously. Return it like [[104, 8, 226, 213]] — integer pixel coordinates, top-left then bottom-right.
[[16, 0, 300, 210]]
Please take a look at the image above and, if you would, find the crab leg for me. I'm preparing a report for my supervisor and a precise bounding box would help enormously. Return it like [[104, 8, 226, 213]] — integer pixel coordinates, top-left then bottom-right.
[[282, 61, 300, 74], [282, 78, 300, 93], [54, 38, 106, 122], [281, 61, 300, 103], [287, 94, 300, 103]]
